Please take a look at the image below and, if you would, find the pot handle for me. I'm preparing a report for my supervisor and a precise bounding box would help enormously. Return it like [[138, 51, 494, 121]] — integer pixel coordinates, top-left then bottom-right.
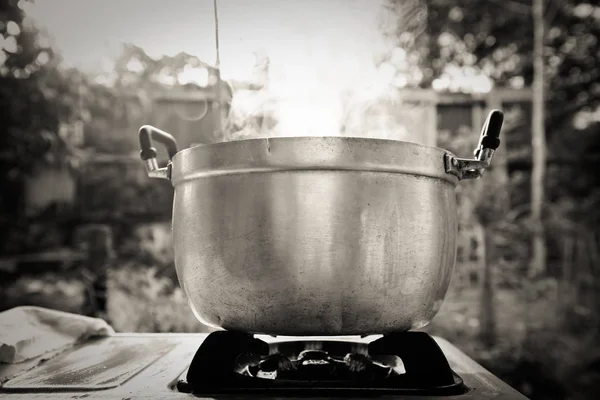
[[138, 125, 179, 180], [444, 109, 504, 180]]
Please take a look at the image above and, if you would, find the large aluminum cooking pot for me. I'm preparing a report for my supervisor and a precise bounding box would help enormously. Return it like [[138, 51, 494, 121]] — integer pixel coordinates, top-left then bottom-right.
[[138, 110, 503, 336]]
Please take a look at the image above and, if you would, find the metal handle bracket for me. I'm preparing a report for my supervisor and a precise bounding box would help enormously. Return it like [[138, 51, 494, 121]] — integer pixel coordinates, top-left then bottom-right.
[[444, 110, 504, 180], [139, 125, 178, 180]]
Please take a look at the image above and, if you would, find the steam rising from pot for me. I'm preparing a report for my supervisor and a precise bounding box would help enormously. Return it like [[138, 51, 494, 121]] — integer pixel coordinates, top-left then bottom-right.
[[218, 0, 430, 144]]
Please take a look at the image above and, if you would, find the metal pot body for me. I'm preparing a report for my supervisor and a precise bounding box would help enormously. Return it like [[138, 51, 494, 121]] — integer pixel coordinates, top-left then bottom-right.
[[170, 137, 458, 335], [138, 110, 502, 336]]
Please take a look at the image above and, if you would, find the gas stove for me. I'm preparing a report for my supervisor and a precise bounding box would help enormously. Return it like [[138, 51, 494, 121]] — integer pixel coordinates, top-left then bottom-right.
[[0, 332, 528, 399]]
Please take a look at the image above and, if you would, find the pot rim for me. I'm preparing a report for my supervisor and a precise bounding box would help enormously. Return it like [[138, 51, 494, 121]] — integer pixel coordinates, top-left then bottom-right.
[[170, 136, 459, 185]]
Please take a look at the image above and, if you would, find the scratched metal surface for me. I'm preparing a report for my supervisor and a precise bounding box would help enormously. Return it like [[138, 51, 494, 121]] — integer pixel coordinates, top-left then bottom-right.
[[0, 333, 528, 400], [0, 347, 67, 386], [1, 336, 178, 391]]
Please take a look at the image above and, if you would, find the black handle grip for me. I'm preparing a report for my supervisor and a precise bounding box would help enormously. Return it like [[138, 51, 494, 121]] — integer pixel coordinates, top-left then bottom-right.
[[139, 125, 179, 161], [475, 110, 503, 157]]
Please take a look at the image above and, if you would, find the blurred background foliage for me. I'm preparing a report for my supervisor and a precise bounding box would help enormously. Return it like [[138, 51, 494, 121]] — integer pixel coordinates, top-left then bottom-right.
[[1, 0, 600, 399]]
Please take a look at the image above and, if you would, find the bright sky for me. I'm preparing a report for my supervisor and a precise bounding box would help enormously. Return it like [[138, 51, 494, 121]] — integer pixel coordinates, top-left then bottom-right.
[[23, 0, 420, 138], [25, 0, 387, 82]]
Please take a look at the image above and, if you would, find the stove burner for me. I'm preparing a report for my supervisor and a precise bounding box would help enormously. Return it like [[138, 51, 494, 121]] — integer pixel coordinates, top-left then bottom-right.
[[239, 348, 400, 381], [177, 331, 468, 396]]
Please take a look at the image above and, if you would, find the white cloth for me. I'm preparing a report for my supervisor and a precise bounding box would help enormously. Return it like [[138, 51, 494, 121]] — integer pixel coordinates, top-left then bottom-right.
[[0, 306, 114, 364]]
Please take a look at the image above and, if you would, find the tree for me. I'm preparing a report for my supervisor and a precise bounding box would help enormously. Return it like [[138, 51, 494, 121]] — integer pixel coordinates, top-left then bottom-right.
[[383, 0, 599, 125], [530, 0, 547, 278], [0, 0, 82, 180], [0, 0, 129, 254]]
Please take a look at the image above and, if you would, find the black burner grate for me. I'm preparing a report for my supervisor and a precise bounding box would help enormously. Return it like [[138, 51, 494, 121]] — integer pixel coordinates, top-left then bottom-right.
[[177, 331, 469, 396]]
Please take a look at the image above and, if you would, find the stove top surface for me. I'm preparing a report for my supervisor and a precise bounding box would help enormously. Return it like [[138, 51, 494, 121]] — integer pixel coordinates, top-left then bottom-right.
[[179, 331, 466, 396], [0, 333, 528, 399]]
